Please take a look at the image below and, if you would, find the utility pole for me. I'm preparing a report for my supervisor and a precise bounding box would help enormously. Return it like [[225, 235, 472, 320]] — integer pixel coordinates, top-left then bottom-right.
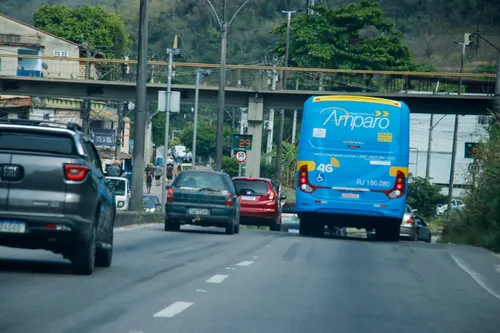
[[291, 78, 299, 144], [307, 0, 315, 15], [130, 0, 148, 211], [277, 9, 302, 89], [161, 36, 181, 212], [447, 34, 469, 215], [238, 108, 246, 176], [192, 69, 201, 167], [81, 43, 92, 135], [115, 102, 123, 159], [206, 0, 251, 171], [425, 114, 447, 179], [495, 50, 500, 116], [265, 64, 277, 164]]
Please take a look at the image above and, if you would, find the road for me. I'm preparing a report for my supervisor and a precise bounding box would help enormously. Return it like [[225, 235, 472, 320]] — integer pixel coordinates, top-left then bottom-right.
[[1, 223, 500, 333]]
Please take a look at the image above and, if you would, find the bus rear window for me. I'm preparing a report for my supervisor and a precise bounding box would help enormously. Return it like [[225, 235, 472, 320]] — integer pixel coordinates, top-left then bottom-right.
[[0, 130, 76, 155]]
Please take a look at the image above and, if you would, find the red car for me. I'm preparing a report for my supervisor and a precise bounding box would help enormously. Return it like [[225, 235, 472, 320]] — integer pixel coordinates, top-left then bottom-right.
[[232, 177, 285, 231]]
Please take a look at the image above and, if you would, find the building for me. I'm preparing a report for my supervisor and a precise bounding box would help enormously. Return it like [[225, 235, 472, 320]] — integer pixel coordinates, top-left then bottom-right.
[[0, 95, 131, 160], [0, 13, 90, 79], [409, 113, 491, 197]]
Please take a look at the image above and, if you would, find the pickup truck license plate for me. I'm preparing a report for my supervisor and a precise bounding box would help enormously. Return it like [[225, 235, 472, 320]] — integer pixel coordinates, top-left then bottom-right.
[[0, 221, 26, 233], [342, 193, 359, 199], [188, 208, 209, 215]]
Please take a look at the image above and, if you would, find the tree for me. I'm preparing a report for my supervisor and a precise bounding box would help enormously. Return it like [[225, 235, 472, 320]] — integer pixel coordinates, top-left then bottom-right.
[[222, 156, 239, 177], [178, 122, 232, 162], [270, 0, 415, 70], [33, 4, 130, 55], [406, 176, 445, 217]]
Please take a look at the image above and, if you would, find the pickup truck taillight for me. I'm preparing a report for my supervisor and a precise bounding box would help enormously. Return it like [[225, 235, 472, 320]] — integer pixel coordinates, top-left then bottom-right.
[[64, 164, 89, 181]]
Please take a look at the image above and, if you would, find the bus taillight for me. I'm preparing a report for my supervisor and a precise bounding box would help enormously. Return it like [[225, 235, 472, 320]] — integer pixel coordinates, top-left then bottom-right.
[[298, 165, 316, 193], [388, 171, 406, 199]]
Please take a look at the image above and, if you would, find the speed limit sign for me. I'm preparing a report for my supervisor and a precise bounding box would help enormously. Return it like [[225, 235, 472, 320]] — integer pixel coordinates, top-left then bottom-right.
[[235, 150, 247, 163]]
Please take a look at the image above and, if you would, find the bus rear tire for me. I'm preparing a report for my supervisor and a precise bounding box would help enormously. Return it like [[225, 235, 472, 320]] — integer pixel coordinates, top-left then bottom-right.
[[299, 217, 310, 236], [377, 220, 400, 242]]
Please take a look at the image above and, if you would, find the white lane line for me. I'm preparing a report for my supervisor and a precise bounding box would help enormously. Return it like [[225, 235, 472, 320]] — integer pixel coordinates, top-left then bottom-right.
[[153, 301, 194, 318], [206, 274, 229, 283], [253, 256, 259, 259], [236, 260, 254, 266], [495, 265, 500, 275], [196, 289, 207, 293], [450, 254, 500, 301]]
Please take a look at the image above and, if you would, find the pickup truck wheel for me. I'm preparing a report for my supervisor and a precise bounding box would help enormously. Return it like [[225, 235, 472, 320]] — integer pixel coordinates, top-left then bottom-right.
[[71, 226, 96, 275]]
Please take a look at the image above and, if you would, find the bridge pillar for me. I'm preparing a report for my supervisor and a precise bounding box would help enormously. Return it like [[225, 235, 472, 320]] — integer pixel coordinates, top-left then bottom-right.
[[245, 96, 263, 177]]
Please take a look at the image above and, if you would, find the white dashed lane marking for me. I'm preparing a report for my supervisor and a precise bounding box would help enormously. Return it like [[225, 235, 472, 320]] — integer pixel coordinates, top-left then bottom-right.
[[153, 302, 194, 318], [236, 260, 254, 266], [205, 274, 229, 283]]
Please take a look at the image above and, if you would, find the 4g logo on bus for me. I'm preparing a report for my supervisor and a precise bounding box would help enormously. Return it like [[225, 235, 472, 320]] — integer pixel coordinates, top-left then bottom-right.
[[316, 158, 341, 172], [320, 107, 390, 131]]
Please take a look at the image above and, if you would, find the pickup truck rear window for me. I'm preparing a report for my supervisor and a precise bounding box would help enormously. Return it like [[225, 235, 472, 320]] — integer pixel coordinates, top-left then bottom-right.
[[0, 130, 76, 154]]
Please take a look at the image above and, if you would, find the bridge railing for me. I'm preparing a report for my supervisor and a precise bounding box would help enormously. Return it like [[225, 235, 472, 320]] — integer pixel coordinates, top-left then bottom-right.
[[2, 54, 496, 95]]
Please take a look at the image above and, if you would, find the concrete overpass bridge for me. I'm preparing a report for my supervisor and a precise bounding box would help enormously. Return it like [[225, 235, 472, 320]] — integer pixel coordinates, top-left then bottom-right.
[[0, 54, 496, 177]]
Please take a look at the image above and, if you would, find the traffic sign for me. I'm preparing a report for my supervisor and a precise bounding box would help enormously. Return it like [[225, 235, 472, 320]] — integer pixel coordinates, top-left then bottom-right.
[[464, 142, 481, 159], [235, 150, 247, 163], [232, 134, 253, 151], [468, 162, 480, 174]]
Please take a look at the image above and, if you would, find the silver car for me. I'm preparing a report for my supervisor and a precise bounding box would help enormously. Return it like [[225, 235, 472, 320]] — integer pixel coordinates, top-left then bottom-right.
[[400, 204, 418, 241]]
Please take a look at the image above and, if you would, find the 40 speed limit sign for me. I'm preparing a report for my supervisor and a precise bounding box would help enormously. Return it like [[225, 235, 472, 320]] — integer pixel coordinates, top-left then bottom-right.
[[235, 150, 247, 163]]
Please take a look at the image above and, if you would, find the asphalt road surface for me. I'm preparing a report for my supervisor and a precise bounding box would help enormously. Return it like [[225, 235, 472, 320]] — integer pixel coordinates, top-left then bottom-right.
[[1, 224, 500, 333]]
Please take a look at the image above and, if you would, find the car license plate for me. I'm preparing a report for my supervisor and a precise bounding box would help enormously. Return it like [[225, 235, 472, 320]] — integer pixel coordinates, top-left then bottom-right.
[[188, 208, 209, 215], [241, 195, 257, 201], [342, 193, 359, 199], [0, 220, 26, 233]]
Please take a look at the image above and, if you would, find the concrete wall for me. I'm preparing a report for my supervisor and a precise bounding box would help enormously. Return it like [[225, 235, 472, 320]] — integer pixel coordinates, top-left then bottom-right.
[[115, 211, 163, 228], [0, 16, 80, 79]]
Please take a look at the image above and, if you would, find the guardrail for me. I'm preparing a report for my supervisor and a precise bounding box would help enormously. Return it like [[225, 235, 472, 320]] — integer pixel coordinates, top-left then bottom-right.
[[4, 53, 497, 95]]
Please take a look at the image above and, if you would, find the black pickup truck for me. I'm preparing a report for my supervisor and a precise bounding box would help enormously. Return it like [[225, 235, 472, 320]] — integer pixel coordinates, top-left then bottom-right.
[[0, 119, 116, 275]]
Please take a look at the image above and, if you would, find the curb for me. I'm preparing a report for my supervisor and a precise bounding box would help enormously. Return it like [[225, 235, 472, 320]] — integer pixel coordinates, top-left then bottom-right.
[[115, 211, 164, 228]]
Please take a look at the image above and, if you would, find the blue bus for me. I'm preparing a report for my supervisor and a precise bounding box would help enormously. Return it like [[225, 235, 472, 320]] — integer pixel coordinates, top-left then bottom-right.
[[295, 96, 410, 240]]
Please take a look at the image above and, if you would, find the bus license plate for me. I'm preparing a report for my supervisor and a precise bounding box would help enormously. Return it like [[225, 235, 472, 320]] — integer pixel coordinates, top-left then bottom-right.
[[342, 193, 359, 199], [0, 221, 26, 233]]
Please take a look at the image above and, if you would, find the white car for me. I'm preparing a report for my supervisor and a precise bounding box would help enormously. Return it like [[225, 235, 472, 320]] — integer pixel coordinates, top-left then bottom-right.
[[105, 176, 130, 211]]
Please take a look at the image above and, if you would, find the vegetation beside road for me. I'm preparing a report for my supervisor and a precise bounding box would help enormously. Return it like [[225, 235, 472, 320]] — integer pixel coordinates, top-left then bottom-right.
[[440, 128, 500, 253]]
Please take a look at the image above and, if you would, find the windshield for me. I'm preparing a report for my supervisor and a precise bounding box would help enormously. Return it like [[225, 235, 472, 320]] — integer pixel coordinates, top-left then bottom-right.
[[106, 178, 126, 195], [233, 180, 269, 195], [174, 172, 227, 190], [142, 195, 156, 208]]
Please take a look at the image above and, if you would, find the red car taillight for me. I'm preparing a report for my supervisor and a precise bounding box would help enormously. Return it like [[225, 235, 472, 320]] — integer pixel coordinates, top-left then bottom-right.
[[387, 170, 406, 199], [167, 188, 174, 202], [225, 193, 233, 206], [64, 164, 89, 181], [297, 164, 316, 193]]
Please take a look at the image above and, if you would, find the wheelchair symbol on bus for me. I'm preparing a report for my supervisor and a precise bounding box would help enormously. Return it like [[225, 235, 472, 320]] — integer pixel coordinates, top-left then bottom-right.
[[316, 173, 324, 183]]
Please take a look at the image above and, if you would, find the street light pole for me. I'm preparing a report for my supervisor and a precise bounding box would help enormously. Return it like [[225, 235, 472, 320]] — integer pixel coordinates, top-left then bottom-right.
[[275, 9, 301, 186], [205, 0, 251, 171], [161, 36, 181, 212], [192, 70, 201, 167], [447, 36, 468, 215], [278, 9, 301, 89], [130, 0, 148, 211]]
